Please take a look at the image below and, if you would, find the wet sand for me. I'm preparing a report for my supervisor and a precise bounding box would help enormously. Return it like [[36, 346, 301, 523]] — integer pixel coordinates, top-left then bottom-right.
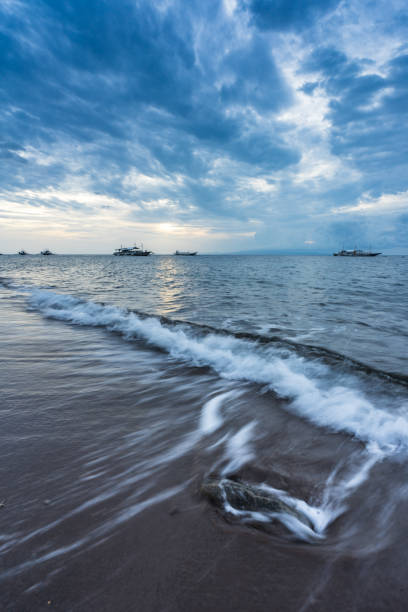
[[2, 451, 407, 611]]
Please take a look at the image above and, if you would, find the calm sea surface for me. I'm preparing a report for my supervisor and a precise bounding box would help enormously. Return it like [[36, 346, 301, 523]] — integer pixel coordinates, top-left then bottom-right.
[[1, 254, 408, 610]]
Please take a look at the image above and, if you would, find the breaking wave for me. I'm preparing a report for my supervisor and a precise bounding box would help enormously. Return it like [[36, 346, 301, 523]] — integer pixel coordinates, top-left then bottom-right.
[[6, 284, 408, 453]]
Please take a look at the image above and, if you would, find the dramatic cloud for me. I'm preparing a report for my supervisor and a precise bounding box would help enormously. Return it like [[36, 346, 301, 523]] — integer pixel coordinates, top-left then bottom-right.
[[0, 0, 407, 252]]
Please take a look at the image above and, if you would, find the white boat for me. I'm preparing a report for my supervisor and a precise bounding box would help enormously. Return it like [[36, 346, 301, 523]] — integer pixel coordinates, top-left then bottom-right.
[[174, 250, 198, 256], [333, 249, 381, 257], [113, 244, 151, 256]]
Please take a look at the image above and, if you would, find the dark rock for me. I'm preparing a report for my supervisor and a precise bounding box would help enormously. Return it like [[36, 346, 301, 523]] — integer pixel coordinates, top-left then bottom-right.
[[201, 478, 313, 529]]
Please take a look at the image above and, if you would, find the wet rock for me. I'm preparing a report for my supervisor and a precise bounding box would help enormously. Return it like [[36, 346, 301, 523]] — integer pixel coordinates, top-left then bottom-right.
[[201, 478, 313, 529]]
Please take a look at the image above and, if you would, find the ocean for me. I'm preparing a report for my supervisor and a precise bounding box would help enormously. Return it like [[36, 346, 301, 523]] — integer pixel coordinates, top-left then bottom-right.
[[1, 254, 408, 611]]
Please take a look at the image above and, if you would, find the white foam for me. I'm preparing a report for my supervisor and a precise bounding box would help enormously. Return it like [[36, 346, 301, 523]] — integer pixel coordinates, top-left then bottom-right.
[[25, 288, 408, 453], [257, 482, 335, 540], [222, 421, 257, 474], [200, 390, 240, 434], [215, 478, 325, 542], [220, 451, 382, 542], [299, 451, 382, 538]]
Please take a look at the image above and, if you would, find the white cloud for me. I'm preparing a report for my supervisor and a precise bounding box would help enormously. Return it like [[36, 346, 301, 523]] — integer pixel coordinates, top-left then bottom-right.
[[142, 197, 179, 211], [223, 0, 237, 18], [242, 177, 277, 193], [16, 147, 56, 166], [273, 38, 361, 191], [9, 187, 134, 210], [122, 170, 185, 192], [156, 222, 254, 238], [322, 0, 406, 72], [331, 190, 408, 215]]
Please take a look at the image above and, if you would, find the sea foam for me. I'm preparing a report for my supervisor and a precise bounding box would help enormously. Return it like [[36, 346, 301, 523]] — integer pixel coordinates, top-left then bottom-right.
[[24, 288, 408, 453]]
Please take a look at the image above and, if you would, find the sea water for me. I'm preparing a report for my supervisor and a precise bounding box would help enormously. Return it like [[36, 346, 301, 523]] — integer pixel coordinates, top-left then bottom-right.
[[1, 254, 407, 611]]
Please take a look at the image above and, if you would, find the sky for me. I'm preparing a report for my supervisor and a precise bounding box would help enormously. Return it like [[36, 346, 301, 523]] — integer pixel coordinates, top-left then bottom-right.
[[1, 0, 407, 254]]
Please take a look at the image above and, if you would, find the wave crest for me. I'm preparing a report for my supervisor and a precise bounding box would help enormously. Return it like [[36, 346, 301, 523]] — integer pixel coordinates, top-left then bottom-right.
[[20, 287, 408, 454]]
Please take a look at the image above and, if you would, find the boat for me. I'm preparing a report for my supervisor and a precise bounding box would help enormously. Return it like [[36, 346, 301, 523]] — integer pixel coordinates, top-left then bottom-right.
[[40, 249, 53, 256], [333, 249, 381, 257], [18, 250, 27, 255], [174, 250, 198, 256], [113, 244, 152, 256]]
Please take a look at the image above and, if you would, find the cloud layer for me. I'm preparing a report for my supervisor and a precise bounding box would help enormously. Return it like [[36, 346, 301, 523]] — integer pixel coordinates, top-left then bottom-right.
[[1, 0, 407, 252]]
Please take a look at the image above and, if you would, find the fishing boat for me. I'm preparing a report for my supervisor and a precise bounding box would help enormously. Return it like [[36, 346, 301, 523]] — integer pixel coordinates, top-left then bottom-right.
[[113, 244, 151, 256], [18, 250, 27, 255], [41, 249, 53, 256], [333, 249, 381, 257], [174, 250, 198, 256]]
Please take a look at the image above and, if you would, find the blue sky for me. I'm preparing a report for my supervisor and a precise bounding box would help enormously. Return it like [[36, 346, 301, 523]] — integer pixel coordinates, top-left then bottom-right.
[[1, 0, 407, 253]]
